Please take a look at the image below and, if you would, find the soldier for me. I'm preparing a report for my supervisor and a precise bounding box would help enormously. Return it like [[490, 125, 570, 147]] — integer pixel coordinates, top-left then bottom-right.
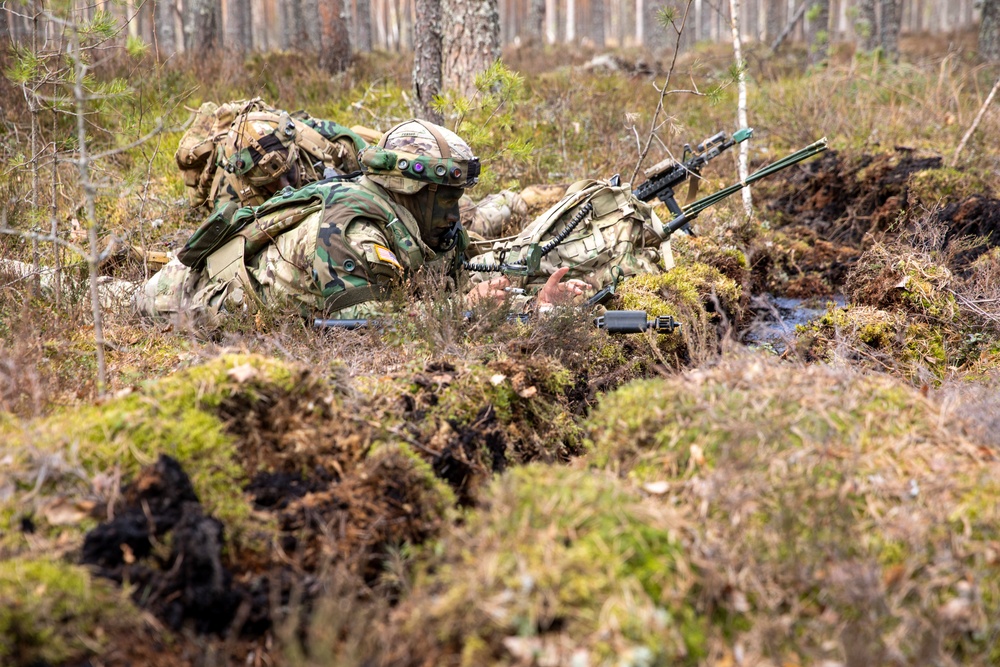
[[136, 119, 585, 325], [176, 98, 528, 238]]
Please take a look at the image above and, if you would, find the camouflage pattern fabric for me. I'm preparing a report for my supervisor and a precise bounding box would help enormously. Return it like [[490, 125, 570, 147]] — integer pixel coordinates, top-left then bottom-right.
[[363, 120, 479, 194], [466, 179, 673, 294], [176, 98, 369, 218], [461, 190, 528, 239], [135, 177, 465, 324]]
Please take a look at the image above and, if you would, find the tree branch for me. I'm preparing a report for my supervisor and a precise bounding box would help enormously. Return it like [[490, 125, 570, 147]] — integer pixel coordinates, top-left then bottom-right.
[[629, 0, 695, 186]]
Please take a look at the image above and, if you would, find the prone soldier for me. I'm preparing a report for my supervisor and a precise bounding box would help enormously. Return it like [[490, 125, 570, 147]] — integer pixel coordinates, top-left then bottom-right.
[[136, 119, 585, 325]]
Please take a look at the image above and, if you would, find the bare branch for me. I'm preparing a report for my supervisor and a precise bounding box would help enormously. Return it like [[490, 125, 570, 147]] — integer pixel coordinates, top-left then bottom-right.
[[951, 76, 1000, 168], [629, 0, 695, 186]]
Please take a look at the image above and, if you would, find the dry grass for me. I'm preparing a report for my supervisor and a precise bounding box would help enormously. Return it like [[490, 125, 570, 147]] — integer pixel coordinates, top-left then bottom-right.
[[1, 33, 999, 667]]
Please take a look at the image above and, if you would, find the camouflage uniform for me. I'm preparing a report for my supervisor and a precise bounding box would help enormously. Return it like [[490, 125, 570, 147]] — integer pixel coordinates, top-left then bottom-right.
[[461, 189, 528, 239], [176, 98, 526, 235], [137, 120, 481, 324]]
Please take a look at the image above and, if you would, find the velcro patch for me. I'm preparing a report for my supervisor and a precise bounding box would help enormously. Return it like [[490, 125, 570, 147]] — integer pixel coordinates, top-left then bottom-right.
[[373, 244, 402, 269]]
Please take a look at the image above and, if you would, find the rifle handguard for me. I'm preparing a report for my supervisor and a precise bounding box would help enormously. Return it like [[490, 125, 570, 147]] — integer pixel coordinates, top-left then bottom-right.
[[594, 310, 681, 334]]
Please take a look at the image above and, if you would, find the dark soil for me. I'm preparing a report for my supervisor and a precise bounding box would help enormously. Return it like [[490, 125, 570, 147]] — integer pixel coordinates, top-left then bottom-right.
[[937, 195, 1000, 270], [756, 149, 1000, 295], [81, 455, 252, 636]]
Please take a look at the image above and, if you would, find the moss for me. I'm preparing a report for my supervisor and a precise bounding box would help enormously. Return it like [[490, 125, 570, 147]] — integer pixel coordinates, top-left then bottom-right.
[[581, 358, 1000, 664], [392, 465, 706, 666], [908, 167, 994, 203], [0, 557, 141, 665], [617, 262, 743, 362], [0, 354, 305, 555], [426, 358, 582, 464], [799, 305, 953, 381]]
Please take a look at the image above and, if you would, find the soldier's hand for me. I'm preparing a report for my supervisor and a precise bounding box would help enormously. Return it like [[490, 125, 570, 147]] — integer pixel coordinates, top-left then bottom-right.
[[536, 267, 588, 309], [467, 276, 511, 305]]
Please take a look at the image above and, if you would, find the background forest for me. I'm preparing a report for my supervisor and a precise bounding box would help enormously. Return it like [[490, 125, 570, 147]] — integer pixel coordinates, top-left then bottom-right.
[[3, 1, 1000, 666]]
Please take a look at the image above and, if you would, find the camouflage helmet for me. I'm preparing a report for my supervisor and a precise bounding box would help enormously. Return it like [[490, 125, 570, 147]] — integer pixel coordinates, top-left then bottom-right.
[[220, 111, 299, 188], [359, 119, 480, 194]]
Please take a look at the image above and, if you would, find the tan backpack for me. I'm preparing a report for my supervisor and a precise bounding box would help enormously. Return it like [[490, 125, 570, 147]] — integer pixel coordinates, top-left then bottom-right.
[[469, 179, 674, 291], [174, 100, 262, 208]]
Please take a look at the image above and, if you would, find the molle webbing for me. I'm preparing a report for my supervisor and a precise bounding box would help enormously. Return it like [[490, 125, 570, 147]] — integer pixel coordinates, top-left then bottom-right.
[[324, 284, 392, 312]]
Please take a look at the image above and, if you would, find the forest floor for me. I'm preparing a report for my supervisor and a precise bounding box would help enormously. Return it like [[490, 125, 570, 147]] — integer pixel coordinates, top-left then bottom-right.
[[2, 31, 1000, 667]]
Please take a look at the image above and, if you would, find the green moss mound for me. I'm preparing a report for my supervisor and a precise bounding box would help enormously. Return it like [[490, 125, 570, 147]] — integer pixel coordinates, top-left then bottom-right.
[[0, 354, 307, 556], [796, 304, 950, 381], [0, 558, 140, 665], [383, 465, 704, 667], [616, 261, 743, 364], [584, 358, 1000, 665]]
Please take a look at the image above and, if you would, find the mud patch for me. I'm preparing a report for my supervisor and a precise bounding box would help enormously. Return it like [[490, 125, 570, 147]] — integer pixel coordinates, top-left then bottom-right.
[[937, 195, 1000, 270], [81, 455, 248, 636], [758, 150, 1000, 295]]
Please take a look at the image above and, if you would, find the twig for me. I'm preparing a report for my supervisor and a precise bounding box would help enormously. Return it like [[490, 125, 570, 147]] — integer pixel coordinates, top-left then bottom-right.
[[951, 76, 1000, 167], [629, 0, 695, 186], [0, 227, 87, 256], [770, 1, 807, 52]]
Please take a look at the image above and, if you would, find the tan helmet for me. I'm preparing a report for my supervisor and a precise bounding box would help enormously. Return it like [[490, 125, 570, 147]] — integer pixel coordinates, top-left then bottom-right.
[[359, 119, 480, 194], [219, 111, 299, 188]]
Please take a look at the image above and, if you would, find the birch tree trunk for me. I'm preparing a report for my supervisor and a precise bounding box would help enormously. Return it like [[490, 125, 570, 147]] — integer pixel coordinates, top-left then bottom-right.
[[412, 0, 444, 123], [854, 0, 876, 51], [566, 0, 576, 42], [441, 0, 500, 99], [636, 0, 644, 44], [806, 0, 830, 64], [980, 0, 1000, 61], [545, 0, 558, 43], [878, 0, 900, 61], [355, 0, 373, 52], [729, 0, 753, 217]]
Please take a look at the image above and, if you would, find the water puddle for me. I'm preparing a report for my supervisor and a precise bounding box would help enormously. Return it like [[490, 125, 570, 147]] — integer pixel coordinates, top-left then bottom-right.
[[743, 294, 846, 353]]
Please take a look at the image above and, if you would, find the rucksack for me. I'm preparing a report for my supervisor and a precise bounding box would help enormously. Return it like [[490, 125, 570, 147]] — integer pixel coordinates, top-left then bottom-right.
[[469, 178, 674, 291], [174, 99, 263, 208]]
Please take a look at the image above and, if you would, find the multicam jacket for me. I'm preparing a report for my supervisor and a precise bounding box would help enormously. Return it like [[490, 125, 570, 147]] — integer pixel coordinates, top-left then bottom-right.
[[134, 177, 466, 324]]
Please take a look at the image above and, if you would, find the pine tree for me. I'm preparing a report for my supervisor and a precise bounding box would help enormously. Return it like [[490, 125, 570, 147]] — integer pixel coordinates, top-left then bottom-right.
[[980, 0, 1000, 61], [441, 0, 501, 99], [413, 0, 444, 123]]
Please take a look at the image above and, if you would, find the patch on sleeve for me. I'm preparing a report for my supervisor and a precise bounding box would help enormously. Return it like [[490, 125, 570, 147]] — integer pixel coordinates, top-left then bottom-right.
[[373, 243, 402, 270]]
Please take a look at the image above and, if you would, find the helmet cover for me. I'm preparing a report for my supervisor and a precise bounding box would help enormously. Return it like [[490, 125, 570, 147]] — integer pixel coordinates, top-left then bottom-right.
[[360, 119, 480, 194]]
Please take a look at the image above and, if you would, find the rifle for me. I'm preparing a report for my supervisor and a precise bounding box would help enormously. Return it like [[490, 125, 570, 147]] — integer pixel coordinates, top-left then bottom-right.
[[469, 133, 826, 279], [654, 136, 829, 239], [315, 309, 681, 334], [632, 127, 754, 233]]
